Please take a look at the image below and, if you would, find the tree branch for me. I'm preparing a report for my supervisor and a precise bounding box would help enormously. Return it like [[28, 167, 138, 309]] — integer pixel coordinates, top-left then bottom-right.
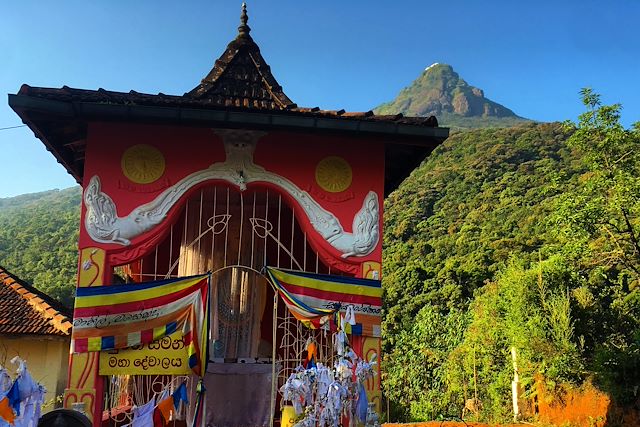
[[620, 207, 640, 261]]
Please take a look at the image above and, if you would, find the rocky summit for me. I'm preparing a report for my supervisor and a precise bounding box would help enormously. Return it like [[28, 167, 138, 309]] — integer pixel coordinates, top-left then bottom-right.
[[374, 63, 531, 129]]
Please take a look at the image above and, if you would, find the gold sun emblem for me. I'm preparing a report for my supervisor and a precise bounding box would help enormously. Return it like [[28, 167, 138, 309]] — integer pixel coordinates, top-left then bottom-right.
[[121, 144, 166, 184], [315, 156, 353, 193]]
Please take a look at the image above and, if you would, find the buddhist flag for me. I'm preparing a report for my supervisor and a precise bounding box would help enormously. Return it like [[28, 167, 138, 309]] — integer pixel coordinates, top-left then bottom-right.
[[71, 274, 210, 376], [266, 267, 382, 337], [157, 395, 175, 423]]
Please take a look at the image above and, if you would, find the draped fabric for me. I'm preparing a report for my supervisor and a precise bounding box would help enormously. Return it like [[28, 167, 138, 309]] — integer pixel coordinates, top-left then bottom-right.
[[204, 363, 275, 427], [71, 274, 210, 375], [131, 398, 155, 427], [0, 361, 45, 427], [266, 267, 382, 337], [212, 268, 267, 359]]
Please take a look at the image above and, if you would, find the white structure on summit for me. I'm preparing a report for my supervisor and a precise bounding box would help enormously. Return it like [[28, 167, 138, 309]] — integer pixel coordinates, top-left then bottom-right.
[[425, 62, 440, 71]]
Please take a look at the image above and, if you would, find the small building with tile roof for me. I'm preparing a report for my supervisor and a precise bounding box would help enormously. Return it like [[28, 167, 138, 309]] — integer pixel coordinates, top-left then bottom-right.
[[0, 265, 72, 411]]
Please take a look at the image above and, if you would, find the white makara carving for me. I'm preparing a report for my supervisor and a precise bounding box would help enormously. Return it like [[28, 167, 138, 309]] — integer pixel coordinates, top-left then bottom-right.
[[84, 130, 379, 258]]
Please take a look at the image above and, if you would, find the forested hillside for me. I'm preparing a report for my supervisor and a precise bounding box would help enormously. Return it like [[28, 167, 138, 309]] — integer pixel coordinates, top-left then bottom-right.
[[0, 186, 81, 307], [384, 122, 581, 335], [383, 122, 582, 419], [382, 94, 639, 422]]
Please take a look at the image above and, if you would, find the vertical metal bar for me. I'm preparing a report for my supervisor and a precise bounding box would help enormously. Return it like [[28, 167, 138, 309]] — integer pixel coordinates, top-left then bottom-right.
[[212, 187, 217, 271], [198, 189, 204, 273], [224, 187, 230, 267], [270, 292, 278, 427], [277, 195, 282, 268], [168, 224, 174, 277], [232, 268, 241, 358], [263, 190, 269, 269], [182, 198, 189, 273], [290, 205, 295, 270], [237, 192, 244, 265], [154, 245, 158, 281], [251, 192, 256, 269], [183, 199, 189, 250], [303, 232, 307, 272]]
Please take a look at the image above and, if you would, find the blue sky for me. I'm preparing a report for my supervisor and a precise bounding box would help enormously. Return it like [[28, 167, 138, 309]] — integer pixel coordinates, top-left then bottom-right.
[[1, 1, 639, 197]]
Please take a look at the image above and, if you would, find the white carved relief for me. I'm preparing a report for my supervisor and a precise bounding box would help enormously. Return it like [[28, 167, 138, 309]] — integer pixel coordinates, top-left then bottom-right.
[[84, 130, 379, 258]]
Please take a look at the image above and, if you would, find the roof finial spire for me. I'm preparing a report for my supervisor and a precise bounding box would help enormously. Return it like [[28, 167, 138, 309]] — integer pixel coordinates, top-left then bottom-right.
[[238, 2, 251, 36]]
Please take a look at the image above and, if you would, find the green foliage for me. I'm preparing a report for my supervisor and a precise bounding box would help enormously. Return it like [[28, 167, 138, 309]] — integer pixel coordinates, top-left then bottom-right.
[[557, 88, 640, 279], [383, 122, 581, 340], [553, 89, 640, 403], [383, 306, 469, 421], [0, 187, 81, 307], [383, 93, 640, 421], [445, 257, 584, 422], [383, 122, 585, 421]]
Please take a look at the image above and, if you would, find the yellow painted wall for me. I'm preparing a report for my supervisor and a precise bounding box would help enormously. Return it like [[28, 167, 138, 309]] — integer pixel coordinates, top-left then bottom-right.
[[0, 335, 69, 412]]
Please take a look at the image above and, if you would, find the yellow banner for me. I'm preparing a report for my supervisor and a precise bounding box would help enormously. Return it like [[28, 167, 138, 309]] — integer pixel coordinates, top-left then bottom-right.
[[99, 331, 192, 375]]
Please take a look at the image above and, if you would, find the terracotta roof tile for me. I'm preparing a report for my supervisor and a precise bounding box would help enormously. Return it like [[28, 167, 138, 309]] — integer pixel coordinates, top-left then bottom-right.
[[0, 266, 72, 336]]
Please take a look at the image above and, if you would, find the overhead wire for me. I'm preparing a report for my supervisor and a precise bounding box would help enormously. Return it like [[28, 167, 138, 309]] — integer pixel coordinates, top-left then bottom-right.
[[0, 125, 27, 131]]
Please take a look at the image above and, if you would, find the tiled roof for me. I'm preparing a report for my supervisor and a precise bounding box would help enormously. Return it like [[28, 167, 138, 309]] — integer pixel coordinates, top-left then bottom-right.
[[0, 266, 72, 337], [16, 84, 438, 127]]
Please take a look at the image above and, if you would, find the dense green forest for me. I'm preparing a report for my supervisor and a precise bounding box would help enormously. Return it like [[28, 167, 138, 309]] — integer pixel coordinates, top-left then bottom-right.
[[383, 121, 580, 420], [0, 186, 81, 307], [383, 92, 639, 422]]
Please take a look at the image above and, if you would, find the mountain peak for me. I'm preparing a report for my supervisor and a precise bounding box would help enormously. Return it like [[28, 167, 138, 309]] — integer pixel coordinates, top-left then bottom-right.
[[424, 62, 442, 71], [375, 63, 530, 129]]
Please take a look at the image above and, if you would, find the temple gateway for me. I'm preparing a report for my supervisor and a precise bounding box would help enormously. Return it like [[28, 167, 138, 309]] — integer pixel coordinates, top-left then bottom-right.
[[10, 4, 447, 427]]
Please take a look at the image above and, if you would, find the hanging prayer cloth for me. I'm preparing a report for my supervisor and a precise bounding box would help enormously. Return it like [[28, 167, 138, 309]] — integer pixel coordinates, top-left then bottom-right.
[[71, 274, 210, 376], [0, 358, 46, 427], [266, 267, 382, 337], [131, 398, 155, 427]]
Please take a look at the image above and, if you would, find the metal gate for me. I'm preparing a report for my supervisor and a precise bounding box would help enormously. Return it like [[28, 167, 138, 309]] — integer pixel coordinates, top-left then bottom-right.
[[106, 184, 338, 425]]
